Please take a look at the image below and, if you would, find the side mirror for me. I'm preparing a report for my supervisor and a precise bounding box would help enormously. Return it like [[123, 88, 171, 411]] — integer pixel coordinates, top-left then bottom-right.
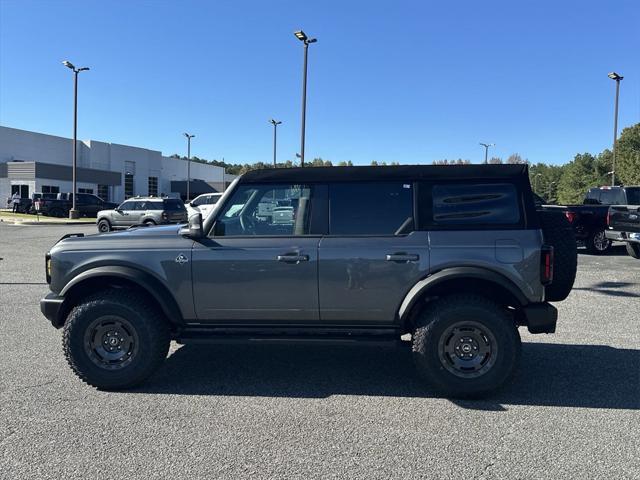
[[115, 208, 123, 214], [180, 213, 204, 238]]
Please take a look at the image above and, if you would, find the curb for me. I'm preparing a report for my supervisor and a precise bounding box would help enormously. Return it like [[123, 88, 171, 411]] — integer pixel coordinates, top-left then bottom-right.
[[1, 219, 95, 226]]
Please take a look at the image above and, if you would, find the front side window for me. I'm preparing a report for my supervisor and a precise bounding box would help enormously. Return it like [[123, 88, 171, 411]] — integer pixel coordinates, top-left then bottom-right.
[[214, 184, 312, 236], [431, 183, 520, 226], [119, 201, 134, 211], [329, 182, 414, 235]]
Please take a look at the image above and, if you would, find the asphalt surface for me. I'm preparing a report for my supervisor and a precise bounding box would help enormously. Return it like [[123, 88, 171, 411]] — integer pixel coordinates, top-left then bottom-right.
[[0, 222, 638, 479]]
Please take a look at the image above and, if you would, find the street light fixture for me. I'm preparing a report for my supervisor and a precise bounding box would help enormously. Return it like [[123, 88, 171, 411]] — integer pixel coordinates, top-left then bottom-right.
[[62, 60, 90, 219], [608, 72, 623, 186], [183, 133, 195, 202], [294, 30, 317, 168], [479, 142, 495, 164], [269, 119, 282, 168]]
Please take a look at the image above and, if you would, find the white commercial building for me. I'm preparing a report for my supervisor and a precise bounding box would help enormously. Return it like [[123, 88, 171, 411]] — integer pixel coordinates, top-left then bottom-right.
[[0, 126, 232, 204]]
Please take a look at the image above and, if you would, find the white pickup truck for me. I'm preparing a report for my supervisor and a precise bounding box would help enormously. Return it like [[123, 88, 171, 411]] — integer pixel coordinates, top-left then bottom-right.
[[186, 193, 223, 220]]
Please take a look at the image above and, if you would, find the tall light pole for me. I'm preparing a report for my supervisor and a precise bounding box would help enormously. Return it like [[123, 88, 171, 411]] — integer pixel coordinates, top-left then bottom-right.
[[269, 119, 282, 167], [608, 72, 623, 186], [183, 133, 195, 201], [479, 142, 495, 164], [294, 30, 317, 168], [62, 60, 89, 219]]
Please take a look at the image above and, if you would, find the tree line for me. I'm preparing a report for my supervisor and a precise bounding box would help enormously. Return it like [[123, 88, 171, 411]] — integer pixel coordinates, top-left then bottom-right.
[[171, 122, 639, 205]]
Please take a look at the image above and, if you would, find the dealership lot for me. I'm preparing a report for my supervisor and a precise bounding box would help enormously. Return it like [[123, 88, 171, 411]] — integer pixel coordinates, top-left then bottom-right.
[[0, 223, 638, 479]]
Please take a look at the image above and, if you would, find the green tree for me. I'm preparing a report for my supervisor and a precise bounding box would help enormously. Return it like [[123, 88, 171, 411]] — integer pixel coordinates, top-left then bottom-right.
[[556, 153, 607, 204], [616, 123, 640, 185]]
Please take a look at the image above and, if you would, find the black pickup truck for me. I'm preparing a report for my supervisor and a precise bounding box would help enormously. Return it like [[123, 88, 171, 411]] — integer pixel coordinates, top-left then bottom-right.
[[606, 200, 640, 259], [544, 186, 640, 254], [36, 193, 118, 218]]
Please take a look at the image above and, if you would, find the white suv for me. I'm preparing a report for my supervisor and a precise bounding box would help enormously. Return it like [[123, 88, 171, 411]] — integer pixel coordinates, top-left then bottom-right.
[[187, 193, 223, 220]]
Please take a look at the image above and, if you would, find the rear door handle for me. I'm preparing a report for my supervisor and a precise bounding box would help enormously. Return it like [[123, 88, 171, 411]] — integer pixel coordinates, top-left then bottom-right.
[[277, 254, 310, 263], [386, 253, 419, 262]]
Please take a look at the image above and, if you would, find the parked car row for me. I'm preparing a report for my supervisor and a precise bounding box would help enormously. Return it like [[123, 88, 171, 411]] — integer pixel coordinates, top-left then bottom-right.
[[537, 185, 640, 257]]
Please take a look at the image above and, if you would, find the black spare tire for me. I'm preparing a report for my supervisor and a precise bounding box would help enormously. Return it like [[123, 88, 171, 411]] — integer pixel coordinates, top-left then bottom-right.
[[539, 210, 577, 302]]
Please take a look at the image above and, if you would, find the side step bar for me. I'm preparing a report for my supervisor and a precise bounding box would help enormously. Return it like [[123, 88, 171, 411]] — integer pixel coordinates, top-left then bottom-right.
[[175, 326, 403, 347]]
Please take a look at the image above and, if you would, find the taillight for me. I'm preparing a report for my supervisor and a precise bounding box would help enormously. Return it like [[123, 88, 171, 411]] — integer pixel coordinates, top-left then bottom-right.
[[606, 210, 611, 227], [162, 212, 168, 220], [564, 211, 576, 223], [540, 245, 554, 285]]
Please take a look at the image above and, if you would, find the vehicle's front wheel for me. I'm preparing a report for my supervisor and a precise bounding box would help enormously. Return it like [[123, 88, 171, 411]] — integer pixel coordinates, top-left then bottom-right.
[[412, 295, 521, 398], [144, 220, 156, 227], [586, 229, 612, 255], [62, 290, 170, 390], [97, 219, 111, 233], [626, 242, 640, 259]]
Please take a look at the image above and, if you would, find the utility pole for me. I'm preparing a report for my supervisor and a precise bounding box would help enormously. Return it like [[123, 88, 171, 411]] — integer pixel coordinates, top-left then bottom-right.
[[183, 133, 195, 201], [608, 72, 623, 186], [479, 142, 494, 164], [62, 60, 89, 219], [294, 30, 317, 167], [269, 119, 282, 167]]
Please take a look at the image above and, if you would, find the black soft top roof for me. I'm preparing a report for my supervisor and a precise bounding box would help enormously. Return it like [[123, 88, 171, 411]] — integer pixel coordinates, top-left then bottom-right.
[[238, 164, 529, 184]]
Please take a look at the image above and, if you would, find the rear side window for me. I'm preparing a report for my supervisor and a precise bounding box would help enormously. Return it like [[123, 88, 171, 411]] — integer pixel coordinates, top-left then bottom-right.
[[329, 182, 414, 235], [164, 199, 186, 211], [626, 188, 640, 205], [431, 183, 520, 226], [147, 201, 164, 210]]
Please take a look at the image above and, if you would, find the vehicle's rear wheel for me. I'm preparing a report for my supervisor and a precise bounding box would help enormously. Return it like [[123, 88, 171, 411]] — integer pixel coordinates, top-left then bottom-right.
[[97, 219, 111, 233], [586, 229, 612, 255], [626, 242, 640, 259], [539, 210, 577, 301], [412, 294, 521, 398], [62, 290, 170, 390], [144, 220, 156, 227]]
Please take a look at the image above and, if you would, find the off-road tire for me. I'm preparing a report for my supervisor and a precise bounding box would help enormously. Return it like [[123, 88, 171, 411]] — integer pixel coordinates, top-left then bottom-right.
[[62, 289, 170, 390], [97, 219, 111, 233], [586, 229, 612, 255], [412, 294, 521, 398], [539, 210, 577, 301], [626, 242, 640, 259]]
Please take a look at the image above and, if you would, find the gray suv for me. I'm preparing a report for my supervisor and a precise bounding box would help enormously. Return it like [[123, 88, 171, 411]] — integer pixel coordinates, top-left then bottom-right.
[[96, 197, 187, 232], [41, 165, 576, 397]]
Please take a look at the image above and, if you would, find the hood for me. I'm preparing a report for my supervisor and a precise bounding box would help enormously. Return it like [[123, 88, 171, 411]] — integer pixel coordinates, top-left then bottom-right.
[[51, 224, 190, 253]]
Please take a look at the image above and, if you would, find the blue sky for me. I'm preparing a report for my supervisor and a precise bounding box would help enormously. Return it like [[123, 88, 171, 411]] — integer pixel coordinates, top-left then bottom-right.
[[1, 0, 638, 166]]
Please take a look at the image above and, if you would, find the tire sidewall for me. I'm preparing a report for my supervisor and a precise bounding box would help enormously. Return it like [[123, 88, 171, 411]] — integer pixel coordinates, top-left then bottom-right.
[[588, 230, 611, 254], [97, 219, 111, 232], [64, 298, 164, 389], [414, 300, 520, 397]]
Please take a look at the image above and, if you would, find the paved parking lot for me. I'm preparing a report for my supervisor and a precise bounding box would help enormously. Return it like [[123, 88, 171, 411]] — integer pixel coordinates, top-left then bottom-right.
[[1, 222, 638, 479]]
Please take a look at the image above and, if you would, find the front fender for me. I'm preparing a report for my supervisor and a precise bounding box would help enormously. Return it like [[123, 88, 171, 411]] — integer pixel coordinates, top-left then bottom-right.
[[60, 266, 184, 325]]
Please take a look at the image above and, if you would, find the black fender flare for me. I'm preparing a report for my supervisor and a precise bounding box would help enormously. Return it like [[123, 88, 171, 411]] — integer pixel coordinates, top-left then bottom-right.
[[397, 266, 529, 324], [60, 266, 184, 325]]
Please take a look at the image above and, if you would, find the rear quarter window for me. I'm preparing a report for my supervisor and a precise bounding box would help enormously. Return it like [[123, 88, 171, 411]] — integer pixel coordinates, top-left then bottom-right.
[[164, 199, 186, 210], [430, 183, 521, 227]]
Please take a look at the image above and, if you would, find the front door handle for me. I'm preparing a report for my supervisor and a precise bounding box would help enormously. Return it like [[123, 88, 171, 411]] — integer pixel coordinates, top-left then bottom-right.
[[277, 254, 310, 263], [386, 253, 419, 262]]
